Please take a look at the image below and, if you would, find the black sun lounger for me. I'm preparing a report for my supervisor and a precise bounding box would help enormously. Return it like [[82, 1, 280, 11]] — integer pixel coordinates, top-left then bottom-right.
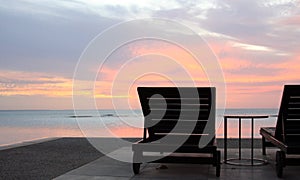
[[260, 85, 300, 177], [132, 87, 220, 177]]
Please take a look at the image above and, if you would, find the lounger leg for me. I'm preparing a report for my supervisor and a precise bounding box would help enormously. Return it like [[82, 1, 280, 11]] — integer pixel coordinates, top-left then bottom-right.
[[276, 151, 286, 178], [213, 150, 221, 177], [216, 151, 221, 177], [213, 151, 217, 166], [262, 136, 266, 155], [133, 151, 142, 174]]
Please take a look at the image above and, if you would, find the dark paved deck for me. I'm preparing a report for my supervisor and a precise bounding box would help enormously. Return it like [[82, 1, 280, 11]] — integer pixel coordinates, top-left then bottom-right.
[[0, 138, 103, 179], [1, 137, 300, 179], [56, 147, 300, 180]]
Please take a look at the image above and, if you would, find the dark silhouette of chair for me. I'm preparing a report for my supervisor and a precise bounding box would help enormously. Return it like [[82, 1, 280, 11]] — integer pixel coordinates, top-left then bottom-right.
[[260, 85, 300, 177], [132, 87, 220, 177]]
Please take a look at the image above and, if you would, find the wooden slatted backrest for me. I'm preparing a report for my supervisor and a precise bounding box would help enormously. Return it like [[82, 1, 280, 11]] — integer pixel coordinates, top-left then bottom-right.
[[275, 85, 300, 145], [137, 87, 216, 144]]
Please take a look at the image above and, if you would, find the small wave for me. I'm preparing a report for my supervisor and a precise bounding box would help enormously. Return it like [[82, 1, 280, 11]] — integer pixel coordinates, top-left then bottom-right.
[[69, 113, 141, 118], [100, 114, 137, 117], [100, 114, 114, 117], [68, 115, 94, 118]]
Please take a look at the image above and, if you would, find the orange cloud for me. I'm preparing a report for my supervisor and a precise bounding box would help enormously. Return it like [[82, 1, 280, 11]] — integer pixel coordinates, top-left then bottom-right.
[[0, 70, 74, 97], [2, 42, 300, 110], [90, 40, 300, 108], [205, 40, 300, 108]]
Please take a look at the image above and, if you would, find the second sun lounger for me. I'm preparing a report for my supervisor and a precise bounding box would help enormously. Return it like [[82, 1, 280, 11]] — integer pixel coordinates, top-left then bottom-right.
[[260, 85, 300, 177]]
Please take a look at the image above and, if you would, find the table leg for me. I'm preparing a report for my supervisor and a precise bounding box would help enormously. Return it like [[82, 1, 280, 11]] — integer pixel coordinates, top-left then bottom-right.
[[251, 117, 254, 165], [224, 117, 227, 163], [239, 117, 241, 160]]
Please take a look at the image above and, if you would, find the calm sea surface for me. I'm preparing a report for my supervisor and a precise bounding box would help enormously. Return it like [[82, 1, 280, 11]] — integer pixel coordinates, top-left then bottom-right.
[[0, 109, 278, 146]]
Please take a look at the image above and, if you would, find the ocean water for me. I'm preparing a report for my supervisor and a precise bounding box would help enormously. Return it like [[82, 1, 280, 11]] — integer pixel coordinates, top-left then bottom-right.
[[0, 109, 278, 146]]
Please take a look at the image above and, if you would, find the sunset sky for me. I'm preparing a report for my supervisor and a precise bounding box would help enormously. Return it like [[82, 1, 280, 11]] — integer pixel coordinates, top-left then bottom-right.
[[1, 0, 300, 110]]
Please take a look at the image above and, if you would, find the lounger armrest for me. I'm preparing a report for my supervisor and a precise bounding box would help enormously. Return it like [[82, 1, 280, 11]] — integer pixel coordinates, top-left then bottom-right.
[[133, 139, 145, 144], [260, 127, 276, 137]]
